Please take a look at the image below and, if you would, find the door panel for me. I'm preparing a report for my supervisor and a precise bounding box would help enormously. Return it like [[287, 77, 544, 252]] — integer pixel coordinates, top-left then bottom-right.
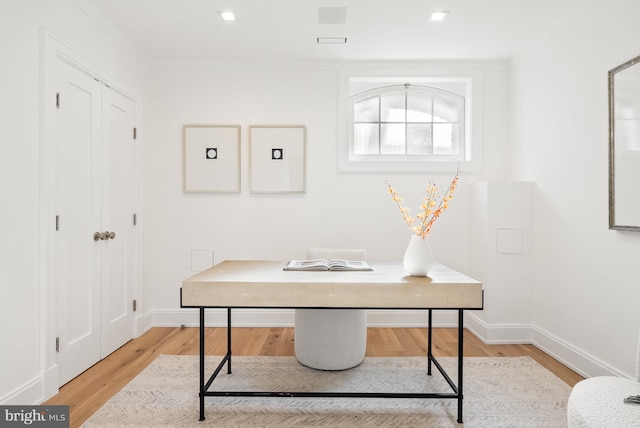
[[55, 59, 102, 386], [101, 87, 135, 356]]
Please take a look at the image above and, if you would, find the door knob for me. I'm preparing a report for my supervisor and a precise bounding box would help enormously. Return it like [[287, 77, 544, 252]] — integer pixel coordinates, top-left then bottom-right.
[[93, 231, 115, 241]]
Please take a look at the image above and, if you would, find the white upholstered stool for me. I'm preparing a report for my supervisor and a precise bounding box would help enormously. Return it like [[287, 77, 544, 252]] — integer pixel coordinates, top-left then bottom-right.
[[567, 328, 640, 427], [294, 248, 368, 370]]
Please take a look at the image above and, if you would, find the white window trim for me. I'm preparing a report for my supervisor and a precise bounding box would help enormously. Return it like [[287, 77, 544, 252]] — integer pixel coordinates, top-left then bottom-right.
[[338, 66, 484, 173]]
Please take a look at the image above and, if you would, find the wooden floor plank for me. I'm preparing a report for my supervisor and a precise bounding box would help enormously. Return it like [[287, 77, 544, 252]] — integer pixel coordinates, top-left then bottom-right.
[[44, 327, 584, 428]]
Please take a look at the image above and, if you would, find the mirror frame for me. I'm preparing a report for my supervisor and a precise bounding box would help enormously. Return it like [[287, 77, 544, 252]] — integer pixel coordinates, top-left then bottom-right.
[[608, 54, 640, 231]]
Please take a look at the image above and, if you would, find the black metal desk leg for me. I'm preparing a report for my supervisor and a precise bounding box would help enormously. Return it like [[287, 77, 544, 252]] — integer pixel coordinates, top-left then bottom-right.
[[227, 308, 232, 374], [427, 309, 433, 375], [457, 309, 464, 424], [199, 307, 206, 421]]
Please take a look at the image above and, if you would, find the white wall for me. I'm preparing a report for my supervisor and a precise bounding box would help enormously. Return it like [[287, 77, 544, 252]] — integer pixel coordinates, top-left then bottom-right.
[[511, 0, 640, 378], [143, 63, 510, 326], [0, 0, 148, 404]]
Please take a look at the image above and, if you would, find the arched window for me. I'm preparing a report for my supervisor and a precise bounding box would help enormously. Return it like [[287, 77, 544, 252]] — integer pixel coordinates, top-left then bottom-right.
[[339, 70, 482, 173], [352, 84, 464, 159]]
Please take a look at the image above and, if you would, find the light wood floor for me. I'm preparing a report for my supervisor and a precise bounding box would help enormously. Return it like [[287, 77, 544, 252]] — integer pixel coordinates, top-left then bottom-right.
[[45, 327, 584, 427]]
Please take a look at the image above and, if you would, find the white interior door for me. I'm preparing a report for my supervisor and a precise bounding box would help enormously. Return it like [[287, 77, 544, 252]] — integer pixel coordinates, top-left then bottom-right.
[[100, 87, 135, 356], [55, 59, 102, 385], [55, 58, 135, 385]]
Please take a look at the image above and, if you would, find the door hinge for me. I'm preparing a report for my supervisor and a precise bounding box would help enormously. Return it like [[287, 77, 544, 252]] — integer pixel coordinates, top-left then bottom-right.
[[133, 300, 137, 312], [56, 93, 60, 108], [133, 213, 137, 226], [133, 128, 137, 140], [55, 215, 60, 231], [55, 337, 60, 353]]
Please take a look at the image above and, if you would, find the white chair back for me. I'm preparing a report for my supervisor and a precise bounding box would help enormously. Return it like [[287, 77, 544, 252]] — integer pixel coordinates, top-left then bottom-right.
[[307, 248, 367, 261]]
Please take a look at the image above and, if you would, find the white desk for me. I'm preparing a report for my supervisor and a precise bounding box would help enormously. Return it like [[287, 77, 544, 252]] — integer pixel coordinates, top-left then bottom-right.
[[181, 260, 483, 422]]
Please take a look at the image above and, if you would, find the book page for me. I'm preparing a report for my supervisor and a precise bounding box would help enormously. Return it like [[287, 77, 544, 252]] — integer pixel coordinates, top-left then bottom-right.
[[327, 260, 372, 271], [284, 259, 372, 271], [284, 259, 329, 270]]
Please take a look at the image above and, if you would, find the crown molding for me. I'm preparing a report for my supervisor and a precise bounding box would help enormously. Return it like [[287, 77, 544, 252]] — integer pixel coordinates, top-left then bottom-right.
[[70, 0, 150, 65], [151, 58, 509, 72], [510, 0, 603, 67]]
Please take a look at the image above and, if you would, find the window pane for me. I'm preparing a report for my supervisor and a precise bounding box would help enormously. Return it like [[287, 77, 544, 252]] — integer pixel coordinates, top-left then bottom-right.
[[354, 96, 379, 122], [433, 123, 459, 154], [354, 123, 379, 154], [433, 95, 460, 123], [381, 93, 405, 122], [407, 124, 432, 154], [407, 92, 433, 122], [381, 124, 406, 154]]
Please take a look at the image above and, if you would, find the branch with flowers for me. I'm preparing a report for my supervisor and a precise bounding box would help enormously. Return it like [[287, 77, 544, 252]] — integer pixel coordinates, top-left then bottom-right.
[[386, 167, 460, 239]]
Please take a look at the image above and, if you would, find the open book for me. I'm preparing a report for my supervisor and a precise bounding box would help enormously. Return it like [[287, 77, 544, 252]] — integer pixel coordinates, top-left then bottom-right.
[[284, 259, 372, 271]]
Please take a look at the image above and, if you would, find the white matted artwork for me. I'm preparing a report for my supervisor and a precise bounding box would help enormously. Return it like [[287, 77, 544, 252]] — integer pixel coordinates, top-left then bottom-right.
[[183, 125, 240, 193], [249, 125, 306, 193]]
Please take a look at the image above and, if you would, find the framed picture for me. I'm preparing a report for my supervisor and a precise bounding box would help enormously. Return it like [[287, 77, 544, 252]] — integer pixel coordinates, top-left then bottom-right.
[[249, 125, 306, 193], [183, 124, 240, 193]]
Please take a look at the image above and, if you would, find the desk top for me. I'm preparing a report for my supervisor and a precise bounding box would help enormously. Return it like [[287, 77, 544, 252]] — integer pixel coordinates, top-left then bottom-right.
[[181, 260, 483, 309]]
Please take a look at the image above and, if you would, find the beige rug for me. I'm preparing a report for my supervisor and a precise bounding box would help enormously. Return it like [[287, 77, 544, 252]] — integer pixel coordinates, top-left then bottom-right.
[[82, 355, 571, 427]]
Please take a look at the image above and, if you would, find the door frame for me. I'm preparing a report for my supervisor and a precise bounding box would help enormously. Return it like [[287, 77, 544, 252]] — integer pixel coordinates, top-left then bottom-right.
[[40, 30, 143, 399]]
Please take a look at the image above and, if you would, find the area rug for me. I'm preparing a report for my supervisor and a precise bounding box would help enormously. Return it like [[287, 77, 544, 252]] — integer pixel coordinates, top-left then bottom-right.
[[81, 355, 571, 427]]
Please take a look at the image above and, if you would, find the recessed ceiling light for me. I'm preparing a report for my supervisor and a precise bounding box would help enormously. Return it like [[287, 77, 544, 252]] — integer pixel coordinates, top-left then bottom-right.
[[428, 11, 449, 21], [218, 10, 236, 21], [317, 37, 347, 44]]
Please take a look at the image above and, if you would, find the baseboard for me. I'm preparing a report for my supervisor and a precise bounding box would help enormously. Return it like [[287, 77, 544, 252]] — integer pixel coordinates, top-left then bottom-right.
[[42, 364, 59, 404], [531, 326, 625, 379], [465, 314, 624, 379], [0, 375, 44, 405], [465, 313, 534, 343], [135, 311, 154, 336], [150, 309, 295, 327]]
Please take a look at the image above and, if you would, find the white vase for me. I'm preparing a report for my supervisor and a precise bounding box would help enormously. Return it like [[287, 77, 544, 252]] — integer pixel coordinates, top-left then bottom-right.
[[403, 235, 435, 277]]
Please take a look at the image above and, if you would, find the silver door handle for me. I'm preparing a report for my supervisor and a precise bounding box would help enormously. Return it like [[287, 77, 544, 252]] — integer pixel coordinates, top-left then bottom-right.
[[93, 231, 115, 241]]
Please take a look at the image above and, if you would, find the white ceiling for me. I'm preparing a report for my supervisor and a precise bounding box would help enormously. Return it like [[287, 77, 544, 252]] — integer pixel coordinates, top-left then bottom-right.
[[82, 0, 591, 63]]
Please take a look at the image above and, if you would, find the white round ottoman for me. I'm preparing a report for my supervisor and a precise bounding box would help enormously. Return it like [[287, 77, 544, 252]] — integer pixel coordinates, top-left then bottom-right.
[[567, 328, 640, 428], [567, 376, 640, 427], [294, 308, 367, 370]]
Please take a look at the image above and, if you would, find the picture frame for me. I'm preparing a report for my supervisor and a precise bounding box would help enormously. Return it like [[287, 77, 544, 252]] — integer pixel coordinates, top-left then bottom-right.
[[183, 124, 241, 193], [249, 125, 306, 193]]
